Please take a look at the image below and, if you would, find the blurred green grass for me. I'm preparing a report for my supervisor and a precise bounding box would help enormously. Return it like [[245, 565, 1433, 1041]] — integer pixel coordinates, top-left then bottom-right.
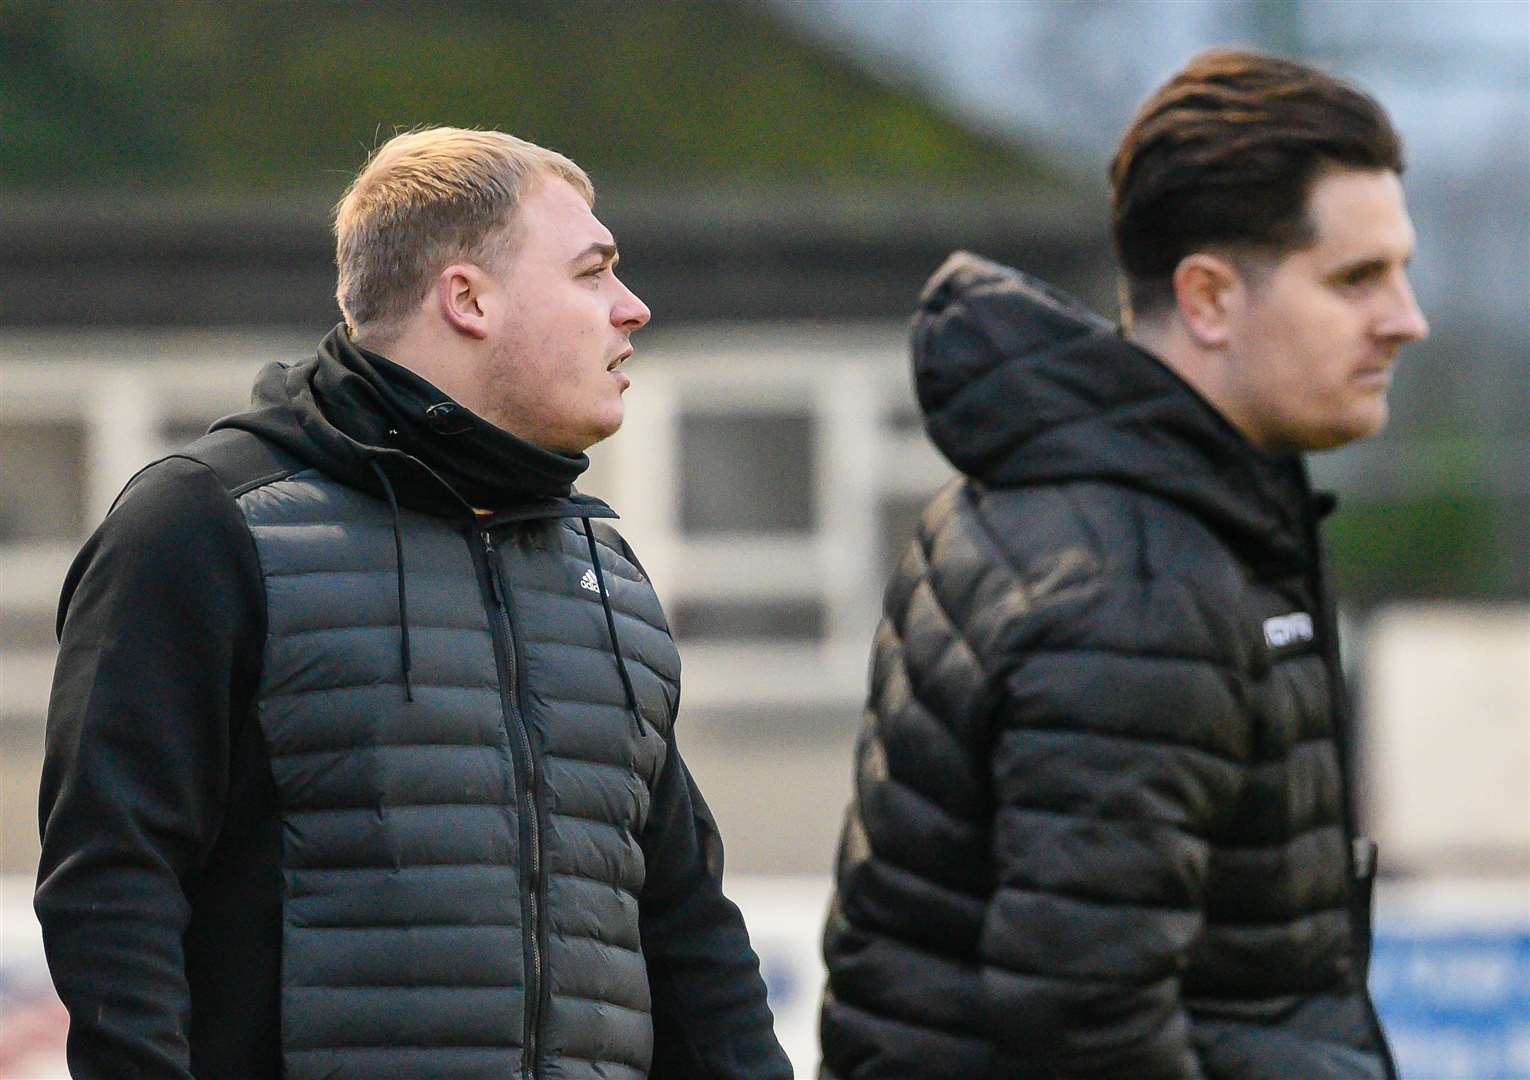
[[1, 0, 1066, 193]]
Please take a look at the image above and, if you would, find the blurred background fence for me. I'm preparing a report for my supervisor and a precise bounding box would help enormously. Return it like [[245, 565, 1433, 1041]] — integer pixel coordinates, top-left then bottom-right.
[[1, 2, 1526, 1076]]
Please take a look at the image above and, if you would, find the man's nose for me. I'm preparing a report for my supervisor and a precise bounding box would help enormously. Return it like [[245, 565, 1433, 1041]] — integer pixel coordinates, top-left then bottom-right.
[[613, 278, 651, 331], [1383, 274, 1429, 343]]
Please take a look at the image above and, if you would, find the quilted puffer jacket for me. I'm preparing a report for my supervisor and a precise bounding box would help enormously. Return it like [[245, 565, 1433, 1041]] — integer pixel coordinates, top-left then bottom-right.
[[37, 327, 790, 1080], [819, 254, 1394, 1080]]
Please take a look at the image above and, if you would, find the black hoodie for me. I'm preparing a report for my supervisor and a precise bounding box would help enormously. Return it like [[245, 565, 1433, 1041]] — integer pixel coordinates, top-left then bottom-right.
[[820, 254, 1392, 1080], [36, 327, 791, 1079]]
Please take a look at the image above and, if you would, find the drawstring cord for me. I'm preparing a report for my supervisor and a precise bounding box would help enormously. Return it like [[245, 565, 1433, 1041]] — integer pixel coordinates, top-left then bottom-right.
[[369, 459, 415, 702], [581, 518, 642, 736], [362, 467, 626, 718]]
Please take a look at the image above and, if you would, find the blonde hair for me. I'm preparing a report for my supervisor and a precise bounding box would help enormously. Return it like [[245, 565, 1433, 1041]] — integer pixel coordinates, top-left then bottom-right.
[[333, 127, 593, 335]]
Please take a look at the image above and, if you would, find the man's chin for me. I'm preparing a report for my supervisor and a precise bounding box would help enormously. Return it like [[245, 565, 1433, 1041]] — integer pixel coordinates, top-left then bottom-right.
[[1304, 406, 1388, 452], [1350, 399, 1390, 441], [583, 410, 626, 449]]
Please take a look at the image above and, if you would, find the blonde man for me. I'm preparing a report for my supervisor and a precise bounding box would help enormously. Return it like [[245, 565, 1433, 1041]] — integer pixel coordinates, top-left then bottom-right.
[[38, 128, 792, 1080]]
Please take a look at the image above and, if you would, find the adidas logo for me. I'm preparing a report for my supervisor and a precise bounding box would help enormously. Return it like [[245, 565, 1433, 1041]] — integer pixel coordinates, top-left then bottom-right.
[[1262, 611, 1314, 648], [579, 569, 601, 594]]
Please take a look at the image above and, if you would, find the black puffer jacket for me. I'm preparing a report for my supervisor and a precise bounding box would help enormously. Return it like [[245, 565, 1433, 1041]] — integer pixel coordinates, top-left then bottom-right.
[[37, 328, 790, 1079], [820, 254, 1393, 1080]]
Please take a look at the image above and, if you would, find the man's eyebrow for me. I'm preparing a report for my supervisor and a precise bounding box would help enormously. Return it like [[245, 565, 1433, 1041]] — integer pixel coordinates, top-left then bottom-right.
[[1331, 256, 1388, 275], [1325, 253, 1403, 282], [570, 241, 618, 267]]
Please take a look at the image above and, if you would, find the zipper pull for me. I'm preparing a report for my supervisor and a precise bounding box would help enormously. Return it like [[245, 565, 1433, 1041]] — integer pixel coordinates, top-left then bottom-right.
[[481, 532, 504, 606]]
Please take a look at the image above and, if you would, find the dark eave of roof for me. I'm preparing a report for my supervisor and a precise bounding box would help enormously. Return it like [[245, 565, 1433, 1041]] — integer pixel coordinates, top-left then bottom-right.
[[0, 187, 1112, 328]]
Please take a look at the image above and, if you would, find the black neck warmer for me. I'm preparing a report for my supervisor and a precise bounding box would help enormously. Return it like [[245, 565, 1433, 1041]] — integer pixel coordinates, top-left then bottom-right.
[[315, 325, 588, 508]]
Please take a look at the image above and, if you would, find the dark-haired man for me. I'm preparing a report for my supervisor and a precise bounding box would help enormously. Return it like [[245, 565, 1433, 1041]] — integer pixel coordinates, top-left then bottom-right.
[[820, 50, 1426, 1079]]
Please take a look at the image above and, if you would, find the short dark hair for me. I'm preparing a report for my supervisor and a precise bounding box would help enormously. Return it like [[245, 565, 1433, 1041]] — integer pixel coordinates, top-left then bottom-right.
[[1110, 49, 1404, 320]]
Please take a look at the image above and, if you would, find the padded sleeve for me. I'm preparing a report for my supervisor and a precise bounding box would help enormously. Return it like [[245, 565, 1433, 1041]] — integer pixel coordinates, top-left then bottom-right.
[[979, 628, 1246, 1079]]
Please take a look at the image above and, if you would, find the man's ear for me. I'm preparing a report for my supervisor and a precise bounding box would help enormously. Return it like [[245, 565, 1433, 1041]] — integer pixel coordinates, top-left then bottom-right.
[[435, 263, 491, 340], [1171, 253, 1240, 350]]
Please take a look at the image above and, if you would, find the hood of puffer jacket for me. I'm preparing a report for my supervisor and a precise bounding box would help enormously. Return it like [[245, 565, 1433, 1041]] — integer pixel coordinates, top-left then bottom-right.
[[210, 324, 616, 524], [913, 251, 1316, 573]]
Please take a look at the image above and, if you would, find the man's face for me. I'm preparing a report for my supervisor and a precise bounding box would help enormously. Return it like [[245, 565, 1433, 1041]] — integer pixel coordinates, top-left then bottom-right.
[[476, 177, 650, 452], [1222, 168, 1429, 452]]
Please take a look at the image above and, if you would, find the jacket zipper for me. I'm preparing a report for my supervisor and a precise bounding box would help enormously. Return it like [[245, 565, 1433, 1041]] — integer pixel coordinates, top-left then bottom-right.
[[479, 529, 544, 1080], [1303, 497, 1399, 1080]]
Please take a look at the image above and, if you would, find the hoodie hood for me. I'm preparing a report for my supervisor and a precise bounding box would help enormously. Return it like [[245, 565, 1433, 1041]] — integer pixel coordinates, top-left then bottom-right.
[[913, 252, 1314, 571], [212, 325, 615, 524]]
